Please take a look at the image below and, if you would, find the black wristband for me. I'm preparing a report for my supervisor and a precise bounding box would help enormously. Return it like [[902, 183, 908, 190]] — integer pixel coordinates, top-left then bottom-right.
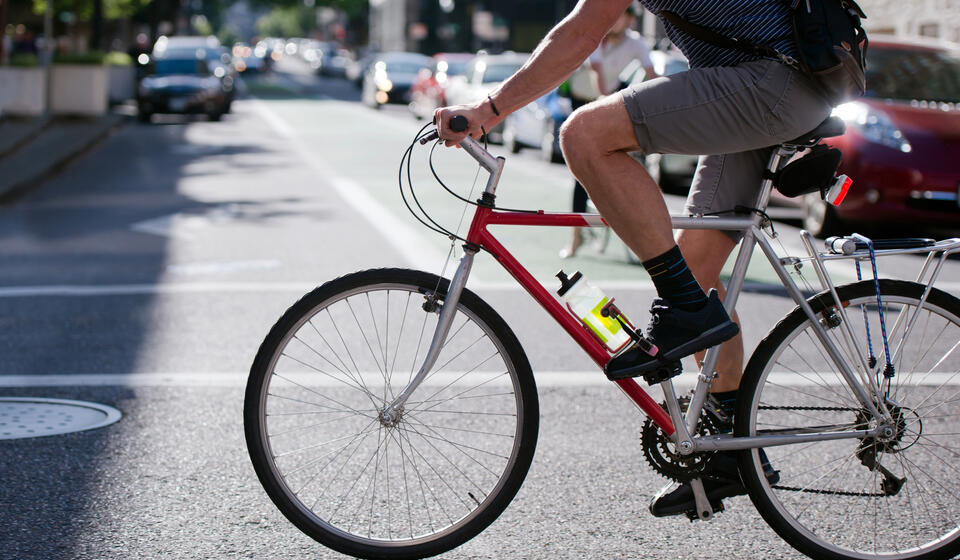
[[487, 94, 501, 116]]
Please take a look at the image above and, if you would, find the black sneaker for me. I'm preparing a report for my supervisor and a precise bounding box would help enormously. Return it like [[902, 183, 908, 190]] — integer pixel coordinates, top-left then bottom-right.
[[605, 289, 739, 381], [649, 451, 779, 518]]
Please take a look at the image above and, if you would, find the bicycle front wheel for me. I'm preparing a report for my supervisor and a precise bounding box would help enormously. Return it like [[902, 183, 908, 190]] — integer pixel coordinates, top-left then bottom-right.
[[738, 280, 960, 560], [244, 268, 538, 559]]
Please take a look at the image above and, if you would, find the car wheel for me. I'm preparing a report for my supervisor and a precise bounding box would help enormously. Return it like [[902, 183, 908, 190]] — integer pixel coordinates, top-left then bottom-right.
[[137, 110, 152, 123], [208, 111, 223, 122], [802, 192, 843, 238]]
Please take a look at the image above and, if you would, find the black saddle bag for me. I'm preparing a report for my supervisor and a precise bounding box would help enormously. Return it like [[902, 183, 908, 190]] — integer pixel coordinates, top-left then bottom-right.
[[774, 144, 843, 198]]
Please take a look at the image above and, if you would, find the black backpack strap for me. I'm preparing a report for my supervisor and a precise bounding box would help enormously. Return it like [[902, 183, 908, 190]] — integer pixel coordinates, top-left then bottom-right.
[[660, 10, 802, 69]]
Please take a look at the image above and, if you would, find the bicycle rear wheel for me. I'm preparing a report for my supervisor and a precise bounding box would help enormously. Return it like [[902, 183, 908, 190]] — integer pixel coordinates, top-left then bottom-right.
[[738, 280, 960, 560], [245, 268, 538, 559]]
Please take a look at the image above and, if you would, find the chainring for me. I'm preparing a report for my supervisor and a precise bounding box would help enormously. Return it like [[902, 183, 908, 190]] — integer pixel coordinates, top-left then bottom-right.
[[641, 396, 722, 482]]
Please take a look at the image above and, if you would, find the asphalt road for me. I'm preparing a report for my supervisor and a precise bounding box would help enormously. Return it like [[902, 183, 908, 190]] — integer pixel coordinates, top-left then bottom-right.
[[2, 62, 959, 559]]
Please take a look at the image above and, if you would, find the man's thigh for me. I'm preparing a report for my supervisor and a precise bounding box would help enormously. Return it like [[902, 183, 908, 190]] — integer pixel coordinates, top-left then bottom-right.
[[619, 59, 831, 157]]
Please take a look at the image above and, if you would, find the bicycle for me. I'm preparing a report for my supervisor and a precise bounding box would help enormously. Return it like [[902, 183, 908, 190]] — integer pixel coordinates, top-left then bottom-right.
[[244, 114, 960, 560]]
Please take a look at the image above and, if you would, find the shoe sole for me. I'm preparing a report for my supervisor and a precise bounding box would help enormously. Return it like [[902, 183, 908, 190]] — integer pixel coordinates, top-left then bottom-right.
[[649, 481, 743, 517], [606, 320, 739, 380]]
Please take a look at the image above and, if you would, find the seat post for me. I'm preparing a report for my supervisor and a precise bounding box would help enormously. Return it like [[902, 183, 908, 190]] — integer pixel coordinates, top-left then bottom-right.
[[751, 145, 796, 214]]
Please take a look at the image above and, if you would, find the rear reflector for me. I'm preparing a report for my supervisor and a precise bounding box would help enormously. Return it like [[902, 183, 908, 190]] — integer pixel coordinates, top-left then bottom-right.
[[826, 175, 853, 206]]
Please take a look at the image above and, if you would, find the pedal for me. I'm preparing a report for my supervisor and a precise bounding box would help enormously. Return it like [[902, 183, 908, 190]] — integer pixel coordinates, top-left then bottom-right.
[[641, 360, 683, 385]]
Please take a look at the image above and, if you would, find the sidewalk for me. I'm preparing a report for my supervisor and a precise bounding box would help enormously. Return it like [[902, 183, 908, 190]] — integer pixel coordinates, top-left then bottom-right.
[[0, 113, 125, 203]]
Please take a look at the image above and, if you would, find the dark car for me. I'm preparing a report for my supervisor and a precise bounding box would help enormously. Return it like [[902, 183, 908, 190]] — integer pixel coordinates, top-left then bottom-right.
[[137, 54, 232, 122], [362, 52, 432, 109], [408, 53, 474, 120], [802, 38, 960, 237]]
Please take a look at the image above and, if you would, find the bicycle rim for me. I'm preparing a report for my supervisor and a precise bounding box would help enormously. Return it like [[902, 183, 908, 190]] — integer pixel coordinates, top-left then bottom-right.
[[246, 269, 537, 558], [740, 280, 960, 560]]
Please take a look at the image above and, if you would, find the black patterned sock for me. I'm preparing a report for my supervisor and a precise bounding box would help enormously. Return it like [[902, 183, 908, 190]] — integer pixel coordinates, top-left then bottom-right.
[[642, 245, 708, 311]]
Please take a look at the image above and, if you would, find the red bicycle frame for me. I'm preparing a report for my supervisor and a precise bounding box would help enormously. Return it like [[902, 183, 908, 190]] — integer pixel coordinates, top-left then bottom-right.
[[464, 203, 675, 435]]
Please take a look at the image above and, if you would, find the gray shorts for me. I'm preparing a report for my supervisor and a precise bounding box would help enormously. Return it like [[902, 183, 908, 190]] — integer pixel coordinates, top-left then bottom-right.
[[620, 59, 833, 238]]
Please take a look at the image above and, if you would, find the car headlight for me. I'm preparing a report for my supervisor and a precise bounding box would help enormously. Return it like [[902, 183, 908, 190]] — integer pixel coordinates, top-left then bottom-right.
[[832, 102, 912, 153]]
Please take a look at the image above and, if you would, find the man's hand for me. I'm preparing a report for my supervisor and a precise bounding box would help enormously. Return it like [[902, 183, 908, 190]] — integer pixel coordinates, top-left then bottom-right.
[[434, 97, 504, 147]]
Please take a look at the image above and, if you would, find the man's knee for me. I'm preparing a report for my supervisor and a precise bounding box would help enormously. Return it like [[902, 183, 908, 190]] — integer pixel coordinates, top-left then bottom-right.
[[560, 96, 640, 162], [559, 108, 593, 162]]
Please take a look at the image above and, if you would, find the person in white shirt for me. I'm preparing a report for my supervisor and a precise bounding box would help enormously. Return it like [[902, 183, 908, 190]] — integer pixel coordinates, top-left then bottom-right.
[[561, 2, 657, 258]]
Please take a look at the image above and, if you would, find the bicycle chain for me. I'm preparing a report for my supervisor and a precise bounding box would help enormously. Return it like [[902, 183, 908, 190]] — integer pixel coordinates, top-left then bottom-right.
[[770, 484, 888, 497], [758, 405, 857, 413]]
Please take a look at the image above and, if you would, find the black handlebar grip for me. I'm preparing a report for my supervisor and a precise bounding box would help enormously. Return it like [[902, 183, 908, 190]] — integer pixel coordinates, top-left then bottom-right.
[[449, 115, 468, 132]]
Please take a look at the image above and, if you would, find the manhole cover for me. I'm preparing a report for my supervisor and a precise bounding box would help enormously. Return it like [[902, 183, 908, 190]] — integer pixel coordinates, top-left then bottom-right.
[[0, 397, 122, 440]]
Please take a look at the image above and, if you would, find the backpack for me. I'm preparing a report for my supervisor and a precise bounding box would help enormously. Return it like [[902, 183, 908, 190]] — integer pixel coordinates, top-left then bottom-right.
[[661, 0, 869, 104]]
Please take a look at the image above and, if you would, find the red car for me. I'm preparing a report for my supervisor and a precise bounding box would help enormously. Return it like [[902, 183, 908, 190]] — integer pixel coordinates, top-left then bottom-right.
[[408, 53, 473, 120], [802, 37, 960, 237]]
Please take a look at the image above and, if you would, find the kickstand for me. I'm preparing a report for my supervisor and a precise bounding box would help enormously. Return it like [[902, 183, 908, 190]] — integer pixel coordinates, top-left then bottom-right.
[[689, 478, 715, 521]]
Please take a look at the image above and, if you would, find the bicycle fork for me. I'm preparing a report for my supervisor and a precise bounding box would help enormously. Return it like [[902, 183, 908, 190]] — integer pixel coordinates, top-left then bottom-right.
[[379, 246, 477, 424]]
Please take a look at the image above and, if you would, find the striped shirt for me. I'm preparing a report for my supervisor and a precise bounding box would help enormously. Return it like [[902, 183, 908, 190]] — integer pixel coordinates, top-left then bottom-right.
[[640, 0, 797, 68]]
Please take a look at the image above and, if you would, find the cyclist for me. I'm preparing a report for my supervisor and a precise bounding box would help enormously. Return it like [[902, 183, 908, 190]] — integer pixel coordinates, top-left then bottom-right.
[[435, 0, 842, 517], [560, 2, 657, 259]]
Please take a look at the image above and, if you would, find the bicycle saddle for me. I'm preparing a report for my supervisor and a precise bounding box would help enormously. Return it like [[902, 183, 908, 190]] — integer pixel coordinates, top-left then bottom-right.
[[784, 116, 846, 145]]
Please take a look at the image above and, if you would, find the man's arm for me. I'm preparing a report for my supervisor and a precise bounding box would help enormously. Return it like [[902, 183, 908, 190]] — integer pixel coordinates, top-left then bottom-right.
[[435, 0, 632, 145]]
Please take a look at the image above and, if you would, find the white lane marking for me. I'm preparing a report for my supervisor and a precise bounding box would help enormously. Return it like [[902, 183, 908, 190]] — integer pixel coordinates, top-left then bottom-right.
[[249, 99, 448, 272], [3, 371, 958, 388]]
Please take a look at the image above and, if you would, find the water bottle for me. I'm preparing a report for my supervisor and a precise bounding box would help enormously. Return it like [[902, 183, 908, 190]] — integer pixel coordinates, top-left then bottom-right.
[[556, 270, 633, 353]]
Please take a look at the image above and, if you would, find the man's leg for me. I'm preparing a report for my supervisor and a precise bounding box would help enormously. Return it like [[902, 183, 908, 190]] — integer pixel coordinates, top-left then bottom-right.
[[677, 228, 743, 392], [560, 95, 738, 378], [559, 94, 675, 261]]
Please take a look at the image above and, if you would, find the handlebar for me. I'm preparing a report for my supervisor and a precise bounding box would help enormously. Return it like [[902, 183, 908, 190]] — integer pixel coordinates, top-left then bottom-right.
[[418, 115, 469, 145], [417, 116, 502, 174]]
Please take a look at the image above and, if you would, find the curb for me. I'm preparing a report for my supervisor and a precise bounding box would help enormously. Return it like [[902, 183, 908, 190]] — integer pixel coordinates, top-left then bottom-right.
[[0, 114, 126, 205]]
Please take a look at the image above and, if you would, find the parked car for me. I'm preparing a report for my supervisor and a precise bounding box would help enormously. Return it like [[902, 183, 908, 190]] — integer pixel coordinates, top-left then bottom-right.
[[137, 51, 231, 122], [361, 52, 432, 109], [408, 53, 474, 120], [501, 89, 571, 162], [443, 52, 529, 141], [802, 37, 960, 237]]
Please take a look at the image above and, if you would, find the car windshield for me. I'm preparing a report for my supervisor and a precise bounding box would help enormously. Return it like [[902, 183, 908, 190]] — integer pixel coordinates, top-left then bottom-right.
[[154, 58, 207, 76], [482, 63, 522, 83], [385, 61, 425, 74], [444, 61, 468, 75], [865, 47, 960, 103]]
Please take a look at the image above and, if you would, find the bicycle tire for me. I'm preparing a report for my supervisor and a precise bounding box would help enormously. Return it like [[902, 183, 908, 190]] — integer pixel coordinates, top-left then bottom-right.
[[737, 279, 960, 560], [244, 268, 539, 559]]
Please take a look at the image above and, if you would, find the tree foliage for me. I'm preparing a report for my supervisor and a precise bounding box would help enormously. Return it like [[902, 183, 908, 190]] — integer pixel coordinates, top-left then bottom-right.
[[256, 6, 311, 39], [30, 0, 151, 20]]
